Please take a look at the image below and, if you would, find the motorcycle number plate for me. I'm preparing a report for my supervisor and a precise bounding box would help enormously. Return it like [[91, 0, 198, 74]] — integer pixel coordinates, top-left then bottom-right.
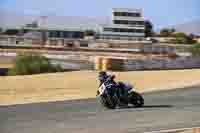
[[99, 84, 106, 95]]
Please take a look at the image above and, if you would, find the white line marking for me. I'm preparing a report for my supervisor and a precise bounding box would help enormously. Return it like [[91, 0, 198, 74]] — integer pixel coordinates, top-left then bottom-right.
[[144, 126, 200, 133]]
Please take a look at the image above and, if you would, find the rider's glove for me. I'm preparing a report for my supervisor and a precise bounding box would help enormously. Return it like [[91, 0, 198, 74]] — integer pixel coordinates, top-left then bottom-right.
[[96, 90, 100, 96]]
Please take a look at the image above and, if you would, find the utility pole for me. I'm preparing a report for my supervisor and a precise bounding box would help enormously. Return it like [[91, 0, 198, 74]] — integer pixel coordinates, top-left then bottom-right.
[[40, 16, 48, 46]]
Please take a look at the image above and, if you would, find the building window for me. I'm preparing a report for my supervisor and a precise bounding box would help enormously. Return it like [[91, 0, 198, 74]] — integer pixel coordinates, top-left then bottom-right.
[[49, 31, 61, 38], [135, 29, 144, 33], [104, 28, 113, 32], [113, 12, 122, 16], [4, 29, 19, 35], [136, 21, 144, 25], [128, 13, 141, 17], [73, 32, 84, 38], [113, 20, 128, 25], [104, 28, 144, 33], [113, 12, 141, 17], [113, 20, 144, 26], [114, 28, 120, 32], [63, 31, 69, 38]]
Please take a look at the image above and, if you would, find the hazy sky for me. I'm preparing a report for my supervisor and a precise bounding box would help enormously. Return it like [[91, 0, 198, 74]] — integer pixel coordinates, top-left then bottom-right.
[[0, 0, 200, 29]]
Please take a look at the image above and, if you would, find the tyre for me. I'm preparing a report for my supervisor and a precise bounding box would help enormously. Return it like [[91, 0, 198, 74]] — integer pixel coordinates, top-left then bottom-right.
[[100, 95, 117, 109], [129, 91, 144, 107]]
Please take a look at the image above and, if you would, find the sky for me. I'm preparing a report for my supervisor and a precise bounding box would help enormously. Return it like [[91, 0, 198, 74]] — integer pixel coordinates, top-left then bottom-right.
[[0, 0, 200, 29]]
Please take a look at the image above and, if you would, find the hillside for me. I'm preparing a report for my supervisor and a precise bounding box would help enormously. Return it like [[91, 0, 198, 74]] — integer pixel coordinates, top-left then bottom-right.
[[172, 20, 200, 35], [0, 10, 108, 30]]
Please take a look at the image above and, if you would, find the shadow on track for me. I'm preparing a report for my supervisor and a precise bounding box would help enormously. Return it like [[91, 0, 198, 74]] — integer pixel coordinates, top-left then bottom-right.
[[142, 105, 173, 108], [118, 105, 173, 109]]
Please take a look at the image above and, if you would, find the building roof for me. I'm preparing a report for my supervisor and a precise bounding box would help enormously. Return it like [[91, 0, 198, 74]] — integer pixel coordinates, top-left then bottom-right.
[[112, 8, 143, 13], [23, 31, 42, 39]]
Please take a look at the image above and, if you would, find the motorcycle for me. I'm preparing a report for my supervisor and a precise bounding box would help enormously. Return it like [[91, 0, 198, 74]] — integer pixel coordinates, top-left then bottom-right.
[[97, 76, 144, 109]]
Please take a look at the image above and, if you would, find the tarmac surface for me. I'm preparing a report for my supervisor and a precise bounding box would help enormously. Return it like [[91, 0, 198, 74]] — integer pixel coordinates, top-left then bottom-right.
[[0, 86, 200, 133]]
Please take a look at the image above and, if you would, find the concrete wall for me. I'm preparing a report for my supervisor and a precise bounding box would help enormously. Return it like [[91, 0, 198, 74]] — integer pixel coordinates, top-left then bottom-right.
[[194, 38, 200, 43], [152, 37, 176, 43], [124, 57, 200, 71], [89, 42, 178, 54]]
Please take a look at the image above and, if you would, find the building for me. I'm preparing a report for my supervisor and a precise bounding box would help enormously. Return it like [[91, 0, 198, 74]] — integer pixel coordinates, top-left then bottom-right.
[[0, 27, 85, 46], [0, 8, 148, 46], [97, 8, 145, 41], [194, 35, 200, 43]]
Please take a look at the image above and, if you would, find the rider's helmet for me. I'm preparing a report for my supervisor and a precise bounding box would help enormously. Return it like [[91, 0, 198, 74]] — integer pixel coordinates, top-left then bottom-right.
[[99, 71, 107, 76], [98, 71, 108, 83]]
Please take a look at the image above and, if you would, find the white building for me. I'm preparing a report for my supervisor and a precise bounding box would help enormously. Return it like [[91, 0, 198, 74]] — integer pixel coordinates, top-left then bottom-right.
[[97, 8, 145, 40]]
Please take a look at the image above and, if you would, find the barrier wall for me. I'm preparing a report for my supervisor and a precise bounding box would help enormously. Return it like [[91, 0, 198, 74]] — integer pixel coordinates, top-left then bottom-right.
[[1, 48, 199, 71], [94, 57, 124, 71], [124, 57, 200, 71], [94, 57, 200, 71]]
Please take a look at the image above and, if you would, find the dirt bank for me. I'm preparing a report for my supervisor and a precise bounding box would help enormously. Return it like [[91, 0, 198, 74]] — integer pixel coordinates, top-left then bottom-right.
[[0, 70, 200, 105]]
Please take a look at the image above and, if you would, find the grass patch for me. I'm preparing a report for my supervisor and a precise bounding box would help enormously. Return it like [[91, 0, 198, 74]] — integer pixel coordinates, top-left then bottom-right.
[[8, 54, 64, 76]]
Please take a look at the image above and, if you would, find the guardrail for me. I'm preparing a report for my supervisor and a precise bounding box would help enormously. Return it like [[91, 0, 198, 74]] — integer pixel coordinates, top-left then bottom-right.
[[0, 44, 178, 55]]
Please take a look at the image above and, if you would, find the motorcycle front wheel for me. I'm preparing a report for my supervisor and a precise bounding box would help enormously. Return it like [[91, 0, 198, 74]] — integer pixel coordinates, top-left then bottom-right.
[[129, 91, 144, 107], [100, 95, 117, 109]]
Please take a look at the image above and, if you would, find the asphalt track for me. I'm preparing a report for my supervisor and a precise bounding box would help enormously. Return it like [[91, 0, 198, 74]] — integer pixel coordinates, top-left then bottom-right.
[[0, 86, 200, 133]]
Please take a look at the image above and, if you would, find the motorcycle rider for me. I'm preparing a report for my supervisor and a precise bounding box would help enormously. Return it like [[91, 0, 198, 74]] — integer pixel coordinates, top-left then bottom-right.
[[97, 71, 130, 100], [97, 71, 116, 95], [97, 72, 144, 108], [98, 71, 115, 86]]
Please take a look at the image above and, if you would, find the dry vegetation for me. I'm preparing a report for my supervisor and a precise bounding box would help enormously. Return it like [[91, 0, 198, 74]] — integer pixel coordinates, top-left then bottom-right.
[[0, 70, 200, 105], [0, 63, 13, 69]]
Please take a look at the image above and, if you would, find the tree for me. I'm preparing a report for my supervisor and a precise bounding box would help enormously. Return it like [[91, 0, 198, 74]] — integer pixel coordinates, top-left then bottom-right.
[[0, 27, 2, 34], [189, 43, 200, 57], [172, 32, 197, 44], [144, 20, 154, 37], [173, 32, 186, 38], [188, 33, 195, 40], [25, 21, 38, 28], [159, 28, 175, 37], [170, 28, 176, 33], [84, 30, 95, 36]]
